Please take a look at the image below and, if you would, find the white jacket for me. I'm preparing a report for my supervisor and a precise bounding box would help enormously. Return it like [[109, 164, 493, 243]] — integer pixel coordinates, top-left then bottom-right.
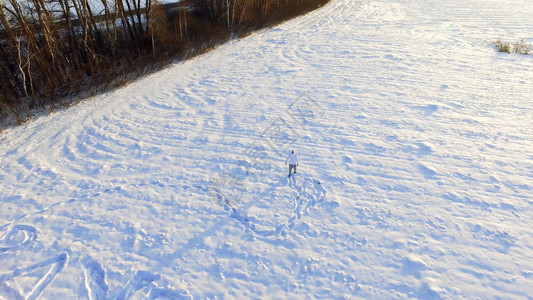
[[286, 153, 299, 165]]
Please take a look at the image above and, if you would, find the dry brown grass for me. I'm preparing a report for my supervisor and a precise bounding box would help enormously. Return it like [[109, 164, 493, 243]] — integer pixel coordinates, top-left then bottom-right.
[[495, 39, 532, 55]]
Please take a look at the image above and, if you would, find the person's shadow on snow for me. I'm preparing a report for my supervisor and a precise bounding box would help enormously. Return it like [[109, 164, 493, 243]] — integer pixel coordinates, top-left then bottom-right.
[[287, 173, 297, 187]]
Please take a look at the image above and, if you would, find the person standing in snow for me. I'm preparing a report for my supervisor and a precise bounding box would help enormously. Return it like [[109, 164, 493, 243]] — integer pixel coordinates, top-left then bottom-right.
[[285, 150, 299, 177]]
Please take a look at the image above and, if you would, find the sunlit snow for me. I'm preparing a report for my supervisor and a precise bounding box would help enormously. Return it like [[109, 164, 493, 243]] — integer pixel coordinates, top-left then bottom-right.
[[1, 0, 532, 298]]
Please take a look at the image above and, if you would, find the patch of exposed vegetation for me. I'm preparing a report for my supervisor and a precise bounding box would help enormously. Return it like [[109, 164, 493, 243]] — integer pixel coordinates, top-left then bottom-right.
[[495, 39, 532, 55]]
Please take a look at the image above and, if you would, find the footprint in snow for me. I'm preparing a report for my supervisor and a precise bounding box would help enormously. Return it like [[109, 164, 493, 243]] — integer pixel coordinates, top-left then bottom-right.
[[412, 104, 439, 116], [0, 224, 37, 253], [417, 164, 437, 179], [82, 256, 109, 300], [401, 255, 428, 279]]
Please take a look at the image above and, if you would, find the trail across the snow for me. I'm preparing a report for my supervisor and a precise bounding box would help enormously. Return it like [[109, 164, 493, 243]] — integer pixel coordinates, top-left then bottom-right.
[[1, 0, 532, 298]]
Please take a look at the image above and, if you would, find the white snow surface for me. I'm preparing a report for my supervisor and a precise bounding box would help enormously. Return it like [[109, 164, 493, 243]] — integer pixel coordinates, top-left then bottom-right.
[[1, 0, 533, 298]]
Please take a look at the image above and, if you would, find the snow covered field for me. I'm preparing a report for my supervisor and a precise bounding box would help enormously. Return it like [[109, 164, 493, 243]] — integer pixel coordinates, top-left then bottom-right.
[[1, 0, 533, 298]]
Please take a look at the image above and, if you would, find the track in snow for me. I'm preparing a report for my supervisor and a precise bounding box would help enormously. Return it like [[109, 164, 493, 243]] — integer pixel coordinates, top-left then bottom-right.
[[1, 0, 532, 298]]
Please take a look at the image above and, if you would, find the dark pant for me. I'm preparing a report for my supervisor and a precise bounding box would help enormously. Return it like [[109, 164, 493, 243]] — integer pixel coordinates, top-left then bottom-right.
[[289, 164, 297, 175]]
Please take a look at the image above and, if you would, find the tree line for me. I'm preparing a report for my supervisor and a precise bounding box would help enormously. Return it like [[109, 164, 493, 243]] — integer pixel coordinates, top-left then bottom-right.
[[0, 0, 329, 125]]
